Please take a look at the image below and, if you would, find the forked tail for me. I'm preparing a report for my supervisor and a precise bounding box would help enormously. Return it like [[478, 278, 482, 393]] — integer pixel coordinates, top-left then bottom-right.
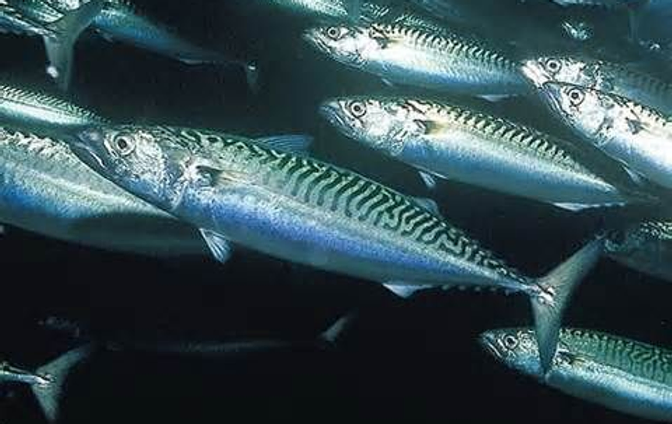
[[31, 344, 95, 422], [530, 236, 605, 374]]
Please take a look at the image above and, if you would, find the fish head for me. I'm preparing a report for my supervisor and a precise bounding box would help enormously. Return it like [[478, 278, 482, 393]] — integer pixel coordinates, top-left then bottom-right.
[[479, 328, 542, 377], [69, 125, 190, 210], [521, 56, 589, 88], [320, 97, 427, 156], [303, 24, 380, 67], [538, 82, 613, 141]]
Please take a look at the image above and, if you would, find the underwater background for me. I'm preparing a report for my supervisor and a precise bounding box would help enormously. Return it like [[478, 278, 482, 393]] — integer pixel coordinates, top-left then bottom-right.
[[1, 1, 671, 423]]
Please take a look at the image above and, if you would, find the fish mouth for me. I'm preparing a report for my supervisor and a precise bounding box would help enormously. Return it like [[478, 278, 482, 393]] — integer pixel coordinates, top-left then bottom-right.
[[520, 61, 550, 88], [302, 29, 329, 52], [538, 82, 564, 115], [65, 127, 109, 172], [319, 101, 349, 131], [478, 333, 504, 361]]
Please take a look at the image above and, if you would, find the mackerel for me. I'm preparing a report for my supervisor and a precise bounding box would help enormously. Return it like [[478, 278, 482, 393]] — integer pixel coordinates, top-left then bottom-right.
[[0, 126, 204, 255], [522, 55, 672, 115], [481, 327, 672, 422], [303, 21, 529, 97], [67, 124, 605, 372], [0, 345, 93, 422], [538, 81, 672, 189], [320, 96, 644, 211], [0, 81, 106, 129], [0, 0, 103, 90]]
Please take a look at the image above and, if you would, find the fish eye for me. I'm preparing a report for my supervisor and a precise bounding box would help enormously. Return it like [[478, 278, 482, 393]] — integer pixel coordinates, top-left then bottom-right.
[[113, 134, 136, 156], [503, 335, 519, 350], [326, 27, 342, 40], [567, 87, 585, 106], [349, 101, 367, 118], [545, 59, 561, 73]]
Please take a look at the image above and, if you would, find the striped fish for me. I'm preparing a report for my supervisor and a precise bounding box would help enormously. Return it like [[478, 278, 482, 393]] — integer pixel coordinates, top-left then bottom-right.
[[1, 0, 103, 90], [0, 345, 94, 422], [67, 124, 605, 372], [0, 81, 107, 130], [0, 126, 204, 255], [522, 55, 672, 115], [481, 326, 672, 421], [320, 96, 648, 211], [303, 21, 529, 97], [538, 82, 672, 190]]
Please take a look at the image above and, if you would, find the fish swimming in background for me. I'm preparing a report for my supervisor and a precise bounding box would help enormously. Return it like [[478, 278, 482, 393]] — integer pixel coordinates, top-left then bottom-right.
[[28, 0, 258, 90], [606, 220, 672, 283], [0, 126, 205, 255], [529, 0, 650, 41], [522, 55, 672, 115], [0, 80, 106, 130], [0, 0, 103, 90], [538, 81, 672, 190], [0, 345, 94, 422], [320, 96, 648, 211], [303, 21, 529, 98], [481, 327, 672, 422], [245, 0, 364, 22], [67, 124, 605, 372]]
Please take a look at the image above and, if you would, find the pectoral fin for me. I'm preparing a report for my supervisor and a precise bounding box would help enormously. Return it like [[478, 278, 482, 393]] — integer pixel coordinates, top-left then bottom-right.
[[384, 283, 432, 298], [200, 229, 233, 264]]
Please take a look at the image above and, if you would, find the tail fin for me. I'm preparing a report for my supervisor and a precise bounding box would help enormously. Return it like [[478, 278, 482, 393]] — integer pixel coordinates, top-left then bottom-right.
[[43, 0, 103, 91], [32, 344, 95, 422], [531, 237, 605, 374]]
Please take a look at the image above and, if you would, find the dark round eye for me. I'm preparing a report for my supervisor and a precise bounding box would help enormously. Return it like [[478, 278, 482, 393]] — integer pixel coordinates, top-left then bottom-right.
[[114, 135, 135, 156], [568, 87, 584, 106], [326, 27, 341, 39], [503, 335, 518, 350], [546, 59, 561, 73], [349, 101, 367, 118]]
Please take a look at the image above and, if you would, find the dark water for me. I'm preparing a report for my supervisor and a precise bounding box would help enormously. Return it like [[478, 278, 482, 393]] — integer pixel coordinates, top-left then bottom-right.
[[0, 1, 671, 423]]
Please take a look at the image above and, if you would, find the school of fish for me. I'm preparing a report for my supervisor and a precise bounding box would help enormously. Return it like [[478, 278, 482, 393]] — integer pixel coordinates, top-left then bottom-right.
[[2, 0, 672, 422]]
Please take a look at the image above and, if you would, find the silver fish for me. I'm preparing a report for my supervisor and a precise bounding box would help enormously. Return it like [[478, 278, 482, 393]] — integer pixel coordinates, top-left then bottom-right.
[[35, 0, 258, 89], [66, 124, 605, 372], [0, 0, 103, 90], [606, 220, 672, 282], [320, 96, 644, 211], [538, 81, 672, 190], [0, 345, 93, 422], [0, 126, 204, 255], [481, 327, 672, 422], [0, 81, 106, 129], [522, 55, 672, 115], [303, 21, 529, 97]]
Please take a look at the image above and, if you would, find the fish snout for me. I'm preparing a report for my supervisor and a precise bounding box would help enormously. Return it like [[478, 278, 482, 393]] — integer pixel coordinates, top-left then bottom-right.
[[478, 332, 504, 360], [521, 60, 550, 88], [319, 100, 346, 127]]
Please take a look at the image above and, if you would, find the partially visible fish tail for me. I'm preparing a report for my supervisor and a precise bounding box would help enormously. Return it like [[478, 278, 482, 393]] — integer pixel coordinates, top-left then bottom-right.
[[43, 0, 104, 91], [32, 344, 95, 422], [530, 236, 605, 374]]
